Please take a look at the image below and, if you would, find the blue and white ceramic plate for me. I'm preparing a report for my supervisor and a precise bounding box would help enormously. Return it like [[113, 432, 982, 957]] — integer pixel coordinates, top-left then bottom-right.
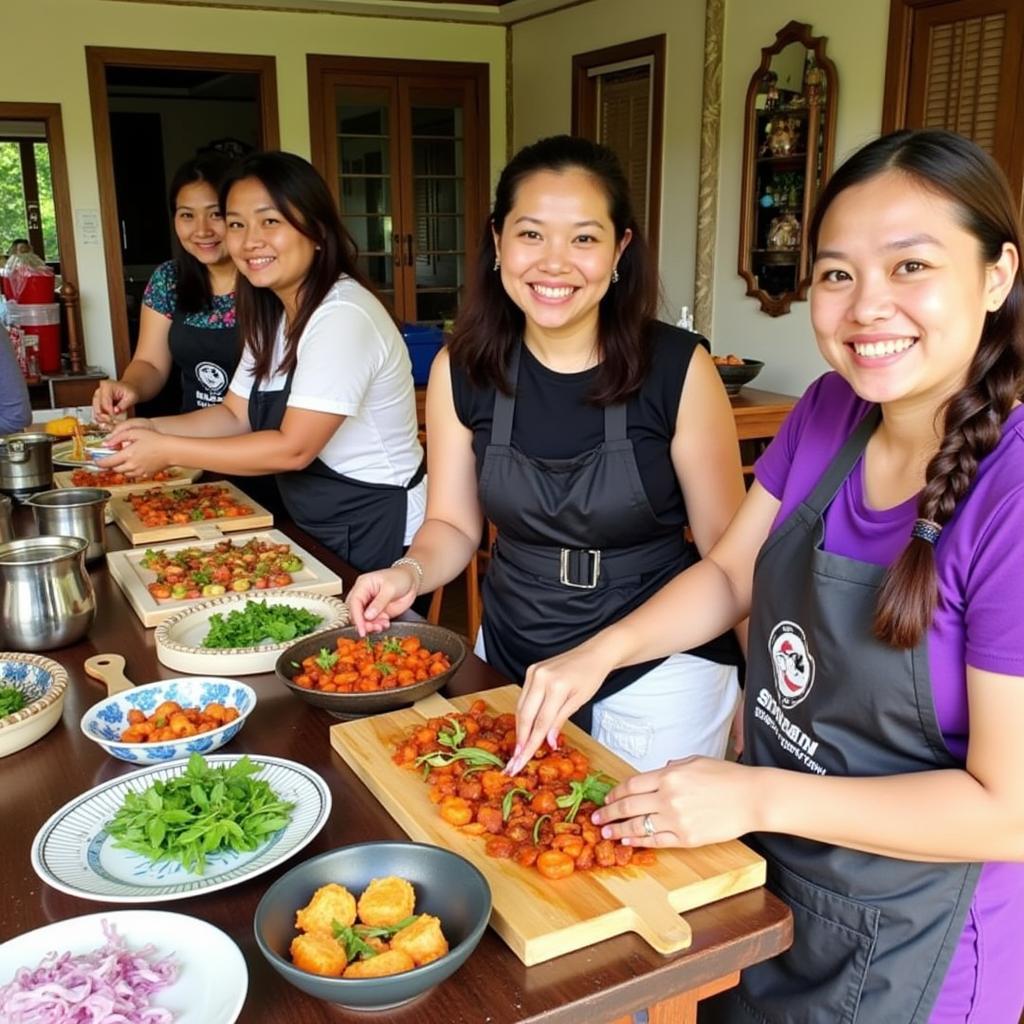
[[0, 652, 68, 758], [80, 676, 256, 763], [31, 754, 331, 903], [0, 911, 248, 1023]]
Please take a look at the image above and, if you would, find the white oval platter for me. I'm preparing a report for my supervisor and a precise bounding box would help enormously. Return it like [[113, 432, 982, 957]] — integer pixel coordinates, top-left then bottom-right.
[[31, 754, 331, 903], [154, 590, 349, 675]]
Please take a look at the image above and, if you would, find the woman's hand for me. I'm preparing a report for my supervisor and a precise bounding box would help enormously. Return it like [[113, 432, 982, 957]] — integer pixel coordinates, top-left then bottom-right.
[[105, 418, 157, 446], [505, 643, 613, 776], [96, 427, 172, 478], [591, 757, 762, 848], [347, 567, 420, 636], [92, 379, 138, 425]]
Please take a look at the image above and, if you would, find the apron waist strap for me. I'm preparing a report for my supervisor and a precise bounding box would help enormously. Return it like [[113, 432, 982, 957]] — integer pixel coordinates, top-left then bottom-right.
[[495, 532, 688, 589], [405, 454, 426, 491]]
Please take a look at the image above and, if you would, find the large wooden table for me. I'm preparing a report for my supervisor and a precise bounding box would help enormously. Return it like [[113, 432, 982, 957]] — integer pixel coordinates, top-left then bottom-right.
[[1, 511, 792, 1023]]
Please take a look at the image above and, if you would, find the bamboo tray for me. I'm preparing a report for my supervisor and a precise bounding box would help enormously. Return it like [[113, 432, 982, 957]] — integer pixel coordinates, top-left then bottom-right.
[[106, 528, 343, 627], [109, 480, 273, 545], [331, 685, 765, 966]]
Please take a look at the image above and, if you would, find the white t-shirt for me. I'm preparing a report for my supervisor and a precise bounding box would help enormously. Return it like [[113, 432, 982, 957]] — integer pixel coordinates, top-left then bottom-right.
[[229, 277, 425, 542]]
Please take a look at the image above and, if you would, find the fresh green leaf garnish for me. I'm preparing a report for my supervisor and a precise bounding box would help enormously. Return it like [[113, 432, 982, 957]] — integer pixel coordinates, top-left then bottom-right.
[[315, 647, 339, 671], [437, 716, 466, 750], [373, 662, 396, 676], [354, 915, 419, 940], [414, 746, 505, 771], [332, 919, 380, 960], [0, 686, 27, 717], [104, 753, 294, 875], [201, 600, 323, 649], [532, 814, 551, 845], [502, 787, 532, 822], [555, 772, 615, 823], [381, 637, 404, 655]]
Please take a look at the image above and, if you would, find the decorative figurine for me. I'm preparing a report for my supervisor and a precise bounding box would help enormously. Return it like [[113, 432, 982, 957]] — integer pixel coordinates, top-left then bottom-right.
[[767, 211, 801, 250]]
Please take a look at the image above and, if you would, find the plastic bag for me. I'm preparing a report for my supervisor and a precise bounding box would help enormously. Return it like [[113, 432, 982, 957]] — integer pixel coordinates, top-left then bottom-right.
[[3, 251, 55, 303]]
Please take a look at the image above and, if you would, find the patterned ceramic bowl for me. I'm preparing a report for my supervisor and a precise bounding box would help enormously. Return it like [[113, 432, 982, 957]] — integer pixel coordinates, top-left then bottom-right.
[[0, 652, 69, 758], [80, 676, 256, 764]]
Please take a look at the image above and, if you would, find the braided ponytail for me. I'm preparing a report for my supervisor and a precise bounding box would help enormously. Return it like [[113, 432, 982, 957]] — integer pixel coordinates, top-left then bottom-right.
[[809, 130, 1024, 649]]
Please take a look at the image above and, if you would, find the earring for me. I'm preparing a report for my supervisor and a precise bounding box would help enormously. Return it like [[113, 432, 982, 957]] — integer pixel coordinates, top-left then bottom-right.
[[493, 256, 501, 271], [611, 267, 620, 284]]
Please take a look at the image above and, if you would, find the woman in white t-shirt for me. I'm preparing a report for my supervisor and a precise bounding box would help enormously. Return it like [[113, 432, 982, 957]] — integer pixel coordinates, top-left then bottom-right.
[[103, 152, 425, 572]]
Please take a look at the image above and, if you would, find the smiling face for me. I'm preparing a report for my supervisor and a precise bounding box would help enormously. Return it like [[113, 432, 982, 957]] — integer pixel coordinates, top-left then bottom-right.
[[224, 177, 318, 316], [173, 181, 228, 265], [810, 168, 1016, 410], [494, 168, 630, 350]]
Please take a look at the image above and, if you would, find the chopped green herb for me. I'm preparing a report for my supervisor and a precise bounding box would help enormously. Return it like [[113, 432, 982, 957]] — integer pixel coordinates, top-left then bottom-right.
[[502, 787, 532, 822], [201, 600, 324, 649], [532, 814, 551, 845], [556, 772, 615, 823], [0, 686, 27, 717], [315, 647, 339, 671], [437, 716, 466, 750]]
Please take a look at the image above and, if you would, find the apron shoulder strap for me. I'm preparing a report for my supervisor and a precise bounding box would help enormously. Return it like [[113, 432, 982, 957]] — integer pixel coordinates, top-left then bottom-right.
[[603, 402, 627, 441], [803, 405, 882, 516], [490, 342, 522, 446]]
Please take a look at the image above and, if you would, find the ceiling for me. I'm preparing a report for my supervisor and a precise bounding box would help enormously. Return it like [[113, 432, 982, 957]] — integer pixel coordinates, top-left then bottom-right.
[[120, 0, 590, 25]]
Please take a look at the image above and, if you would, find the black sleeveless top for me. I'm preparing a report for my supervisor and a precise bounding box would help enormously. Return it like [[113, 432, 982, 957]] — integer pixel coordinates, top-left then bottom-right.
[[451, 320, 741, 669]]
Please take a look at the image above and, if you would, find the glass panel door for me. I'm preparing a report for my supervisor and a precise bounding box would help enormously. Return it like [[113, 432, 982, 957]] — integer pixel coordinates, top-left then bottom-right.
[[331, 82, 401, 311]]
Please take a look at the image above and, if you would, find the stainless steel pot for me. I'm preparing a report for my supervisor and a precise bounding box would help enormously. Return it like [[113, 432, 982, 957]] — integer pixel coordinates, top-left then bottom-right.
[[0, 432, 55, 499], [27, 487, 111, 563], [0, 494, 12, 544], [0, 536, 95, 650]]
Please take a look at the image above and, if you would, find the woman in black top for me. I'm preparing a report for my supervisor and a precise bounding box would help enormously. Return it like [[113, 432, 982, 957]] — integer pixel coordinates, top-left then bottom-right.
[[348, 136, 745, 769]]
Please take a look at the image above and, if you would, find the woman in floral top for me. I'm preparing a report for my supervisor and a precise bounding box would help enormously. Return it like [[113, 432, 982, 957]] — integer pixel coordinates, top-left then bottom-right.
[[93, 153, 240, 418]]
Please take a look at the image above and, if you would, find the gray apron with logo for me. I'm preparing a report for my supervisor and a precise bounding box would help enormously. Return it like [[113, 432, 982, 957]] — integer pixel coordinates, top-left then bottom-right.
[[703, 408, 980, 1024], [168, 315, 238, 412]]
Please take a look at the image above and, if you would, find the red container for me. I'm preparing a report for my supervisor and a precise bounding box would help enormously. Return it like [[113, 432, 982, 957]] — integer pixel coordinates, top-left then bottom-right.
[[10, 274, 57, 304], [10, 302, 62, 374]]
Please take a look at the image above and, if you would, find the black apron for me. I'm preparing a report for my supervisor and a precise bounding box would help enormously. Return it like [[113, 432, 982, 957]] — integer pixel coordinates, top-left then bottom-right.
[[703, 408, 980, 1024], [248, 364, 424, 573], [168, 314, 238, 412], [479, 342, 700, 731]]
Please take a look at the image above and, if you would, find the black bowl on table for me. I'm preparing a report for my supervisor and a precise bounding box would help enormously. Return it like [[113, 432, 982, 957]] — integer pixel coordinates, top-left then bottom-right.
[[254, 841, 492, 1011], [275, 621, 467, 718], [714, 358, 764, 395]]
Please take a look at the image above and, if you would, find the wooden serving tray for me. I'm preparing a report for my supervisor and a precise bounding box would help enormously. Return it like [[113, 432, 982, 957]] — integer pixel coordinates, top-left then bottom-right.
[[54, 466, 202, 496], [331, 686, 765, 966], [106, 528, 343, 627], [109, 479, 273, 545]]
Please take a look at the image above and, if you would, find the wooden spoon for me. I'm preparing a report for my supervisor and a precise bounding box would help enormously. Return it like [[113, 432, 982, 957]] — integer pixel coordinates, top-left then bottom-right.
[[84, 653, 134, 696]]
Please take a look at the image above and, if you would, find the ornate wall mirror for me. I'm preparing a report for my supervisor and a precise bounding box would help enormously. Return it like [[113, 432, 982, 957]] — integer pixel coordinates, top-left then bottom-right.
[[737, 21, 838, 317]]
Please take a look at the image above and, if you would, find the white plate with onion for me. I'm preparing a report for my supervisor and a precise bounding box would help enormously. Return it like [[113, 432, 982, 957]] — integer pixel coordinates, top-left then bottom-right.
[[154, 590, 349, 675], [0, 910, 248, 1023]]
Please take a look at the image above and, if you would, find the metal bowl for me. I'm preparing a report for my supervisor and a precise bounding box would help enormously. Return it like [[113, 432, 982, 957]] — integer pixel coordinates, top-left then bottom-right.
[[714, 358, 764, 395], [26, 487, 111, 562], [254, 841, 491, 1010], [275, 622, 467, 718]]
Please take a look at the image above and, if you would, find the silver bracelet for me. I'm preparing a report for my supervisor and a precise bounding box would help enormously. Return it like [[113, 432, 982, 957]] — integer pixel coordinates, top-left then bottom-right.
[[391, 556, 424, 593]]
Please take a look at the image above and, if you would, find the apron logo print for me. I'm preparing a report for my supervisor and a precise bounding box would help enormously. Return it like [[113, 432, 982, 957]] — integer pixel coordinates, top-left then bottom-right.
[[195, 361, 228, 395], [769, 620, 815, 708]]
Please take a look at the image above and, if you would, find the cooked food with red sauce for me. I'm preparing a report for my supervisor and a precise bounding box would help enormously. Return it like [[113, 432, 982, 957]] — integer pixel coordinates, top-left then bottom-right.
[[292, 635, 451, 693], [391, 699, 656, 878], [71, 467, 177, 487], [126, 484, 253, 528], [140, 538, 303, 601], [119, 699, 239, 743], [290, 878, 448, 978]]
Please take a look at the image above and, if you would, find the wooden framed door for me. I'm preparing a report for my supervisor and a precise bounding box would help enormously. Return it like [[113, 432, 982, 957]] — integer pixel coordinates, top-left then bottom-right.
[[308, 56, 489, 326], [883, 0, 1024, 207]]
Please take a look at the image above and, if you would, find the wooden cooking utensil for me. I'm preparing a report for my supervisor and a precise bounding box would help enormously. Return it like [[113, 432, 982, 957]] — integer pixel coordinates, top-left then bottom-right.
[[84, 653, 134, 696]]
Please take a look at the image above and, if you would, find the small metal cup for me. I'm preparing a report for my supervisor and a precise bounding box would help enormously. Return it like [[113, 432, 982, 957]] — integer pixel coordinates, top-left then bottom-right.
[[26, 487, 111, 563]]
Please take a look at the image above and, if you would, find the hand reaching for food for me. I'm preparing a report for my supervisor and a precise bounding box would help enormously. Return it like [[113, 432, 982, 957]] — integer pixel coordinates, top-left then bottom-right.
[[92, 379, 139, 425], [347, 567, 420, 636]]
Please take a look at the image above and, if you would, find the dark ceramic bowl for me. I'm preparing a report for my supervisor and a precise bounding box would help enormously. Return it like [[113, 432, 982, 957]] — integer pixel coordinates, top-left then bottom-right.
[[254, 841, 492, 1011], [275, 622, 467, 718], [715, 358, 764, 395]]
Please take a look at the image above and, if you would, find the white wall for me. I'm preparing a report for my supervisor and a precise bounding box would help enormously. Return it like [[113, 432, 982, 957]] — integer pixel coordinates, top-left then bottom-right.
[[1, 0, 506, 377], [512, 0, 891, 396]]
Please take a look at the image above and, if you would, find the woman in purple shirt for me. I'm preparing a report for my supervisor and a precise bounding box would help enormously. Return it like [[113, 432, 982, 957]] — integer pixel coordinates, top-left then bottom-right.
[[506, 129, 1024, 1023]]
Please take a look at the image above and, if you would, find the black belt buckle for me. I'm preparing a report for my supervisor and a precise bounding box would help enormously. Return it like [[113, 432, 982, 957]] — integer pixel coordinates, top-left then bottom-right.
[[559, 547, 601, 589]]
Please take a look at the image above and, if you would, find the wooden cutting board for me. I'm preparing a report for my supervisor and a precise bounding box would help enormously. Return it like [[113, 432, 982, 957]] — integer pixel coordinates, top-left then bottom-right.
[[54, 466, 202, 496], [330, 686, 765, 966], [106, 528, 343, 627], [109, 480, 273, 545]]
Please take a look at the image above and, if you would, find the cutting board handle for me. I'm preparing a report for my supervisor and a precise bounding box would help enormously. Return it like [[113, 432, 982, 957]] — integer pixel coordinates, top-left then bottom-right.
[[412, 691, 460, 719], [84, 653, 135, 696], [596, 871, 693, 953], [191, 523, 225, 541]]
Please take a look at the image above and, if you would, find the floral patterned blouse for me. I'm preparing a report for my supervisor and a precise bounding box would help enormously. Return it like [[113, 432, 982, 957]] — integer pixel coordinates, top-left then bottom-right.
[[142, 260, 236, 328]]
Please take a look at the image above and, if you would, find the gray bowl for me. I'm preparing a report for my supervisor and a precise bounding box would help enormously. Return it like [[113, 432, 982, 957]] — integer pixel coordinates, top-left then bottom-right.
[[715, 358, 764, 395], [254, 841, 492, 1010], [275, 622, 467, 718]]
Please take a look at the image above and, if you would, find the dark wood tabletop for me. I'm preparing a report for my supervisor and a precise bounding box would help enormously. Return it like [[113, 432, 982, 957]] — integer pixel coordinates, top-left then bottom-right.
[[0, 507, 792, 1023]]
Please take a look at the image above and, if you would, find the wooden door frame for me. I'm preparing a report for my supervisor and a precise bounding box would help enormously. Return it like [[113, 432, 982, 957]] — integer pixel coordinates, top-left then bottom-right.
[[307, 54, 491, 322], [85, 47, 280, 374], [882, 0, 1024, 204], [0, 102, 79, 311]]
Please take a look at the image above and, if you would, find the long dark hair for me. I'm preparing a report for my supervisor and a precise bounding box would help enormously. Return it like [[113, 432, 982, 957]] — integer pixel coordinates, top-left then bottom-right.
[[448, 135, 658, 403], [168, 153, 235, 314], [809, 129, 1024, 648], [219, 151, 373, 384]]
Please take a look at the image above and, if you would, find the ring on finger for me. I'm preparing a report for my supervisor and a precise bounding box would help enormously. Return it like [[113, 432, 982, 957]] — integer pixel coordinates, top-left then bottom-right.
[[642, 813, 656, 837]]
